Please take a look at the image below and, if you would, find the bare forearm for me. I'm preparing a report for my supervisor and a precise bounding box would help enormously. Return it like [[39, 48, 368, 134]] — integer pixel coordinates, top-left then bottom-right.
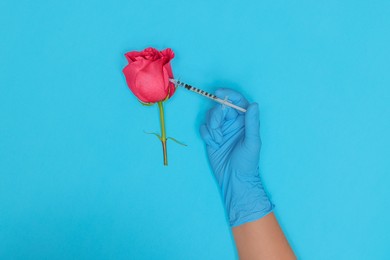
[[232, 213, 296, 260]]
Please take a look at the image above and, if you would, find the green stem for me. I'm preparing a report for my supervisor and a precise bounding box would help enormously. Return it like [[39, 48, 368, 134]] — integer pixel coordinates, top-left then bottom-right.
[[157, 101, 168, 166]]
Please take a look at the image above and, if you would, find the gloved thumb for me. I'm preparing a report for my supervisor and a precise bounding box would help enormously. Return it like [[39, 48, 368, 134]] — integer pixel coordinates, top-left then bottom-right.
[[244, 103, 261, 149]]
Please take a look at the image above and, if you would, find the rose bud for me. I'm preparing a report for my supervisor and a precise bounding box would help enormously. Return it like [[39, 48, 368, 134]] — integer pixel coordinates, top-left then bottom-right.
[[122, 47, 176, 104]]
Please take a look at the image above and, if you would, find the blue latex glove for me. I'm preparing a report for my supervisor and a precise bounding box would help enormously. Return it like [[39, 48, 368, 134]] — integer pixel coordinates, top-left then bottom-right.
[[200, 88, 274, 227]]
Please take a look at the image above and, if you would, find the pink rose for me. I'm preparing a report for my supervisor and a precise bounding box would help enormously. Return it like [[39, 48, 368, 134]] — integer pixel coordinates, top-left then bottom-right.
[[123, 47, 176, 103], [122, 47, 184, 166]]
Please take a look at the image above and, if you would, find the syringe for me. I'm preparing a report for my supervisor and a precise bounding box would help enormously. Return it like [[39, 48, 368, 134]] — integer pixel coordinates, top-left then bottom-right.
[[169, 79, 247, 113]]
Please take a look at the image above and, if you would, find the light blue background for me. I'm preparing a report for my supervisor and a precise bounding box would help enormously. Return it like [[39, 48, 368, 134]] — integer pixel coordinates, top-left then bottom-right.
[[1, 0, 389, 259]]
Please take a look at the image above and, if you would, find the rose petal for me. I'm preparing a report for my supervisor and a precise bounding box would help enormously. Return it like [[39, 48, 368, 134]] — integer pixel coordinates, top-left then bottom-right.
[[123, 59, 152, 101], [124, 51, 142, 62], [134, 59, 168, 102], [142, 47, 162, 61], [164, 61, 174, 78], [161, 48, 175, 60], [163, 63, 176, 98], [162, 66, 170, 99]]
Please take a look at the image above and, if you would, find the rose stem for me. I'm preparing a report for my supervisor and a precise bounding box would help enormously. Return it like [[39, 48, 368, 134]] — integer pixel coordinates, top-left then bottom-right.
[[157, 101, 168, 166]]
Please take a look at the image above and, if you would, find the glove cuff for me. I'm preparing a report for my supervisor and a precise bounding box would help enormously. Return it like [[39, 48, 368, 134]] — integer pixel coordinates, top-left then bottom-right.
[[222, 169, 274, 227]]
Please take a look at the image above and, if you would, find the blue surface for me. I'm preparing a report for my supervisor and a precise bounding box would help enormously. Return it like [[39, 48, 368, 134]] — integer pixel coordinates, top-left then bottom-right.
[[1, 0, 389, 259]]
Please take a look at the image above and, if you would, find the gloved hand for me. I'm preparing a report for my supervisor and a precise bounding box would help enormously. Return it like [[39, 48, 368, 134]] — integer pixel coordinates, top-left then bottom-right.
[[200, 88, 273, 227]]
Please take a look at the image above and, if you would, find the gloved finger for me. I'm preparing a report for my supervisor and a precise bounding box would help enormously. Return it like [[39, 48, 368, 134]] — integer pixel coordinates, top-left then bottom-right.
[[200, 124, 220, 149], [215, 88, 250, 120], [210, 127, 223, 144], [206, 107, 224, 144], [206, 105, 225, 129], [244, 103, 261, 150]]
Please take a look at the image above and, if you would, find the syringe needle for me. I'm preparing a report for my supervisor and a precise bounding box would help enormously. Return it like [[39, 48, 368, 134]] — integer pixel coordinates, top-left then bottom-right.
[[169, 79, 247, 113]]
